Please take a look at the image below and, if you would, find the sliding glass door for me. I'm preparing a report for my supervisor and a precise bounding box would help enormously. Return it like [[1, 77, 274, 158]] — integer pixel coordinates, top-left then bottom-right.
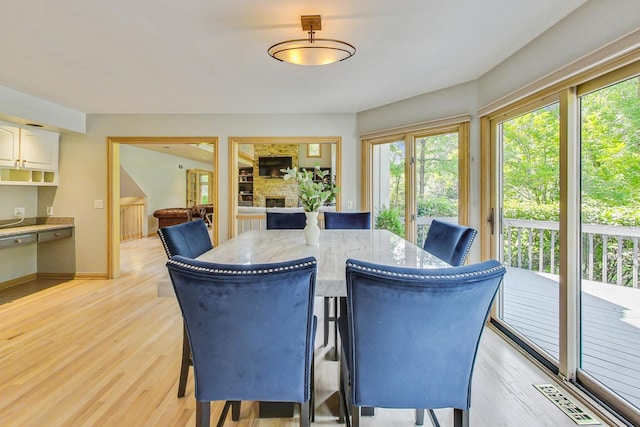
[[494, 100, 561, 363], [578, 73, 640, 411], [485, 61, 640, 423]]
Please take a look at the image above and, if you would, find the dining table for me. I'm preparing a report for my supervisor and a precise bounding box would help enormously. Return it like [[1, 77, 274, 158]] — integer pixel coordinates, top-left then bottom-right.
[[195, 228, 451, 297]]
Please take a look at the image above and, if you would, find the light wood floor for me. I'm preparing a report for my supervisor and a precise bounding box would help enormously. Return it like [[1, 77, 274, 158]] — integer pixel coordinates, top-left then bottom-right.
[[0, 236, 617, 426]]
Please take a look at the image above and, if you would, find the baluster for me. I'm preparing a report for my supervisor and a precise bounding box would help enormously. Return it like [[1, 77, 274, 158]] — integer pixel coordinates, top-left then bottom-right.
[[617, 237, 623, 286], [517, 227, 522, 268], [634, 237, 638, 288], [539, 229, 544, 272], [550, 231, 556, 275], [507, 228, 513, 265], [588, 234, 594, 281], [602, 235, 608, 284], [528, 228, 533, 270]]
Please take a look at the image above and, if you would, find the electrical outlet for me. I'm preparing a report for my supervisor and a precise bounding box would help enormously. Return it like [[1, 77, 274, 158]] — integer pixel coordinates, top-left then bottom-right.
[[14, 207, 25, 217], [46, 206, 54, 216], [347, 201, 353, 209]]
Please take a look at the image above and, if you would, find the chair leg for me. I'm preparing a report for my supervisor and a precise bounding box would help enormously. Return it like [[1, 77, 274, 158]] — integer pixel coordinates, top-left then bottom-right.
[[310, 356, 315, 422], [352, 405, 360, 427], [177, 323, 191, 398], [196, 401, 210, 427], [332, 297, 339, 361], [231, 401, 241, 421], [299, 401, 310, 427], [415, 409, 425, 425], [323, 297, 330, 347], [453, 409, 469, 427], [215, 401, 231, 427]]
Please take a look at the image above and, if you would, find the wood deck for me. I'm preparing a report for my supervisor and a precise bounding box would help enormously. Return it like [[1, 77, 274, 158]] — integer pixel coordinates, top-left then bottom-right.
[[502, 267, 640, 409], [0, 237, 623, 426]]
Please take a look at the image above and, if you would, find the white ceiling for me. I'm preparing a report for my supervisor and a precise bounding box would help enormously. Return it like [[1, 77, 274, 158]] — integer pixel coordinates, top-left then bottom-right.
[[0, 0, 588, 115]]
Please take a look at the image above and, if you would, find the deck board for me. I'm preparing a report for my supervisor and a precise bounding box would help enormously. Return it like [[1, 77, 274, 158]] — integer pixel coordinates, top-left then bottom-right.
[[502, 267, 640, 409]]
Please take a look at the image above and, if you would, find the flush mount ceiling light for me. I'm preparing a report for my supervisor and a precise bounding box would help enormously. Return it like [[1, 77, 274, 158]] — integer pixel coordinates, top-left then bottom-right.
[[268, 15, 355, 66]]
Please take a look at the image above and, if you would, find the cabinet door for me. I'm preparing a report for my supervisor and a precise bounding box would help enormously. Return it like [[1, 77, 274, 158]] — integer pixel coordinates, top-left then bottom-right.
[[0, 125, 20, 167], [19, 128, 59, 170]]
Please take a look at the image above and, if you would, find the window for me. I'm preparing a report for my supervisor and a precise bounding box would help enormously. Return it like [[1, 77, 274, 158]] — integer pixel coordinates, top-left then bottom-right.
[[363, 119, 470, 245]]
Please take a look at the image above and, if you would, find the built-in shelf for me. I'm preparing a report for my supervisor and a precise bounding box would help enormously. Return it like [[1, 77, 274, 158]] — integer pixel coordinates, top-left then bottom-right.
[[0, 168, 57, 185], [238, 167, 254, 206]]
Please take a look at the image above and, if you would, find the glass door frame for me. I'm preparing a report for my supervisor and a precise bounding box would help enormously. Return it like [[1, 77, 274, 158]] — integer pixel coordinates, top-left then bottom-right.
[[362, 117, 470, 245], [482, 93, 571, 376], [481, 59, 640, 424]]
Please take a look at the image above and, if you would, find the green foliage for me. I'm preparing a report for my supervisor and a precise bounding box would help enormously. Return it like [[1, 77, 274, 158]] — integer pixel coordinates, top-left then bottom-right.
[[375, 205, 404, 237], [323, 176, 339, 204], [283, 166, 333, 212], [417, 197, 458, 217], [504, 198, 640, 226], [503, 201, 559, 222]]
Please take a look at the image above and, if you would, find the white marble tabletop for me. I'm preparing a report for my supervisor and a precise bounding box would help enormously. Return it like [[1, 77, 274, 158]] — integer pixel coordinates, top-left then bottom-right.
[[195, 229, 450, 297]]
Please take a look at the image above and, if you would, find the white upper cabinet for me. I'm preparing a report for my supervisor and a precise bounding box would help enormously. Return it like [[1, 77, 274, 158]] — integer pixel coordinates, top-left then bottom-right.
[[0, 124, 20, 168], [0, 121, 60, 185], [19, 127, 59, 171]]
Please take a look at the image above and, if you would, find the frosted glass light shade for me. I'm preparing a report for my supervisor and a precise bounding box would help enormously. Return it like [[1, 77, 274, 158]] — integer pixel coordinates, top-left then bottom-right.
[[268, 38, 356, 66]]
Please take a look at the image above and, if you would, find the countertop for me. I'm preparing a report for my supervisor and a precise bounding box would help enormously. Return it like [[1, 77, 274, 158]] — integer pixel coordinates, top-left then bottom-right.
[[0, 217, 74, 238]]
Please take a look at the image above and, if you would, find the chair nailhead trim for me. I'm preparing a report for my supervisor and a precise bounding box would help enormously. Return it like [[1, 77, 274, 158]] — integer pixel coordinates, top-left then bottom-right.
[[168, 258, 317, 274], [346, 261, 503, 279], [157, 231, 172, 257], [460, 229, 478, 264]]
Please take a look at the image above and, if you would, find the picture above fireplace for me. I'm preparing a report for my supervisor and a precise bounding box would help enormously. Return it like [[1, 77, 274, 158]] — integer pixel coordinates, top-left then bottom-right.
[[258, 156, 292, 177]]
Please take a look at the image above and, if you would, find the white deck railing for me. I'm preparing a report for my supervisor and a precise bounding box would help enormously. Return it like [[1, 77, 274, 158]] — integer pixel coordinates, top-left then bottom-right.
[[503, 218, 640, 288]]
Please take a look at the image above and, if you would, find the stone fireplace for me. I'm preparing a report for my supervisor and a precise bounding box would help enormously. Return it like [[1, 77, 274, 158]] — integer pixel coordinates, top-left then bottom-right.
[[252, 144, 299, 207], [265, 197, 286, 208]]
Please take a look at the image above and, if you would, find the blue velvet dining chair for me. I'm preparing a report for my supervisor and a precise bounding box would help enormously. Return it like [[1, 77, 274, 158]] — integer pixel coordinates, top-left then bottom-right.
[[166, 255, 317, 427], [266, 211, 307, 230], [322, 211, 372, 351], [338, 258, 506, 427], [157, 219, 213, 399], [422, 219, 477, 266], [324, 212, 371, 230], [158, 219, 213, 260]]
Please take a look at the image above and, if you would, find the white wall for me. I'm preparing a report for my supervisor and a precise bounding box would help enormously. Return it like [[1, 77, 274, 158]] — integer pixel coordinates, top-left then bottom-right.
[[477, 0, 640, 108], [0, 186, 38, 221], [0, 85, 85, 133], [120, 144, 212, 234]]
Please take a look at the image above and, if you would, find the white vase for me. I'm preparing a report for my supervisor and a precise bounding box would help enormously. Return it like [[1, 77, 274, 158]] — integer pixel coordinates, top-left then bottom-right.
[[304, 211, 320, 246]]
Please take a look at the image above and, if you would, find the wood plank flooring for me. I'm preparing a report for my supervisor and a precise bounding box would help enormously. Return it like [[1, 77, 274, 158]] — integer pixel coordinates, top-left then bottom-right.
[[0, 236, 620, 426]]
